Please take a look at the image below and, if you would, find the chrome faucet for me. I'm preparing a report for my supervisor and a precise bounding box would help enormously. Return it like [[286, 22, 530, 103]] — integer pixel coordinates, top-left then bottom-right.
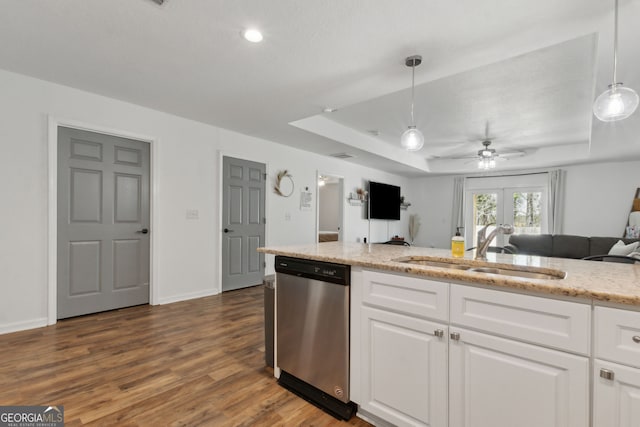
[[475, 224, 515, 260]]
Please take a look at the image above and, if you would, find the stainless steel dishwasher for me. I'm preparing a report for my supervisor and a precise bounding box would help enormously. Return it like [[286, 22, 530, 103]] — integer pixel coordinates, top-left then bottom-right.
[[275, 256, 355, 420]]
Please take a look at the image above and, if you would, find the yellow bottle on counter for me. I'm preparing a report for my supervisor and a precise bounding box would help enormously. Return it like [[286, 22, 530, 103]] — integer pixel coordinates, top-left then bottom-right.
[[451, 227, 465, 258]]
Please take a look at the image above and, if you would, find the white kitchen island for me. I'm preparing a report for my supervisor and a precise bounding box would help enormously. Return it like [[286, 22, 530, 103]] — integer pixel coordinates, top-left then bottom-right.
[[258, 242, 640, 427]]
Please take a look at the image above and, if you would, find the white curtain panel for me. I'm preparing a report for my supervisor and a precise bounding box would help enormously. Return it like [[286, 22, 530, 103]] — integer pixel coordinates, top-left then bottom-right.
[[547, 169, 564, 235]]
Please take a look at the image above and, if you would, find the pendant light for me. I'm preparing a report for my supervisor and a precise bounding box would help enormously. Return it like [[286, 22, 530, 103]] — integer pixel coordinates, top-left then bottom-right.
[[593, 0, 639, 122], [400, 55, 425, 151]]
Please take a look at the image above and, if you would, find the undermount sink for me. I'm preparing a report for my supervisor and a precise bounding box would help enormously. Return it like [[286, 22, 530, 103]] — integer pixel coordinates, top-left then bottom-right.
[[392, 256, 566, 280], [466, 267, 566, 280], [400, 259, 472, 270]]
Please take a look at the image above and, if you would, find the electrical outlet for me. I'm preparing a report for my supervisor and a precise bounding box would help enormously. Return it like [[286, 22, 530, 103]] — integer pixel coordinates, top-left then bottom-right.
[[186, 209, 199, 220]]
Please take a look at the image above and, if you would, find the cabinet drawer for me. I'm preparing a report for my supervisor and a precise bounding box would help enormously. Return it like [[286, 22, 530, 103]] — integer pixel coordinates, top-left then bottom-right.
[[450, 284, 591, 355], [362, 270, 448, 321], [595, 306, 640, 369]]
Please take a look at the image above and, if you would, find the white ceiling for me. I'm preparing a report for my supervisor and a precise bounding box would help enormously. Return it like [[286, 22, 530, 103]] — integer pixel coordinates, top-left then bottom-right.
[[1, 0, 639, 176]]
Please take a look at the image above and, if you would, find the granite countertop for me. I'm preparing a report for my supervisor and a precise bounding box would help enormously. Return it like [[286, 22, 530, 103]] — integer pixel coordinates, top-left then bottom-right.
[[258, 241, 640, 306]]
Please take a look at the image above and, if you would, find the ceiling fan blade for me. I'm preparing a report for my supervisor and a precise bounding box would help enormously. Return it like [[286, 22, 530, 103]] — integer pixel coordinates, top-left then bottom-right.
[[497, 150, 526, 159], [447, 153, 482, 160]]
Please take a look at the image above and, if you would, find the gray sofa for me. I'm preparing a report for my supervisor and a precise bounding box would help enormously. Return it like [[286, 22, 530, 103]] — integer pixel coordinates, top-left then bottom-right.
[[504, 234, 639, 260]]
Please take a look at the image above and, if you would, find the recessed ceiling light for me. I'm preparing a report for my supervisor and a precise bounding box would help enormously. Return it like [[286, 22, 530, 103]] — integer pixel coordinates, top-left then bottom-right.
[[242, 29, 263, 43]]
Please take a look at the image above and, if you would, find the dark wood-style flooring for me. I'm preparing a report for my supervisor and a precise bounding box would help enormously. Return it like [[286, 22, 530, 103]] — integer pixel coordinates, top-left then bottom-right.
[[0, 285, 372, 426]]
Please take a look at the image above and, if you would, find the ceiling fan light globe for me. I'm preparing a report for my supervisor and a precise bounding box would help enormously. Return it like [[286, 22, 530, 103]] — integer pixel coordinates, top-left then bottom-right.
[[478, 156, 496, 170], [593, 84, 639, 122], [401, 126, 424, 151]]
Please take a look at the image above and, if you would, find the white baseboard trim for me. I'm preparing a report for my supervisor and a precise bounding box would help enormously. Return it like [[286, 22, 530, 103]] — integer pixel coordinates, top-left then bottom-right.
[[355, 407, 396, 427], [0, 317, 48, 335], [156, 288, 220, 305]]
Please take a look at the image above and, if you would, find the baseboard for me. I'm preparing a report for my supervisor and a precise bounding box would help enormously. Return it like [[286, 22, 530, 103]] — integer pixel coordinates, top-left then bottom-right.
[[0, 317, 48, 335], [355, 407, 396, 427], [156, 288, 220, 305]]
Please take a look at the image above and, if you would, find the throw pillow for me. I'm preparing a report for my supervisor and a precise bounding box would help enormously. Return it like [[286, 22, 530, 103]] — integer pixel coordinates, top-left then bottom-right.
[[629, 251, 640, 260], [609, 240, 640, 256]]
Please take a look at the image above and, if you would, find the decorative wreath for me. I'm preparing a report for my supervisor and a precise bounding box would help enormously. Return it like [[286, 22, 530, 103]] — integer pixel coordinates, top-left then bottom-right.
[[274, 170, 294, 197]]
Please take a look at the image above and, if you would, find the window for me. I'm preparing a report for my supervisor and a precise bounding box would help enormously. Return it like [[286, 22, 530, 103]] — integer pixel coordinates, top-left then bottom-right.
[[510, 190, 543, 234], [465, 175, 548, 249]]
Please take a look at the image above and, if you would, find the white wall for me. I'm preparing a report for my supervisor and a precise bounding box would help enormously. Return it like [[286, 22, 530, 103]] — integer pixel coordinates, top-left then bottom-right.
[[0, 68, 412, 334], [407, 176, 456, 248], [562, 161, 640, 237], [409, 160, 640, 249]]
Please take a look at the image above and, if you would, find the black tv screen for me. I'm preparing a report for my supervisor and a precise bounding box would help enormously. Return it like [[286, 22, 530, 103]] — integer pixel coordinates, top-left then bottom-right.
[[369, 181, 401, 220]]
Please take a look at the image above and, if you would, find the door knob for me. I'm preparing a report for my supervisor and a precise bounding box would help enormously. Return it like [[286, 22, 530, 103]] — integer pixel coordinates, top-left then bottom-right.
[[137, 228, 149, 234], [224, 228, 234, 233]]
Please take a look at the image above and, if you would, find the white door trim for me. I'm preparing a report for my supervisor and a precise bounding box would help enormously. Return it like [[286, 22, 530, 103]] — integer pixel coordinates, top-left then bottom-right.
[[47, 116, 159, 325], [217, 150, 270, 293]]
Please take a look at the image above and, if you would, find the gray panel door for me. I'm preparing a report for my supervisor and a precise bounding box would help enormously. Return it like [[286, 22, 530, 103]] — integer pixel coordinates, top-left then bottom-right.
[[57, 127, 150, 319], [222, 156, 265, 291]]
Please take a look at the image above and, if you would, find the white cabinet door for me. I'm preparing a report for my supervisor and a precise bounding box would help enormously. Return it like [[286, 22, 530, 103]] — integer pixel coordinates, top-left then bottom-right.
[[594, 359, 640, 427], [360, 306, 448, 427], [449, 328, 589, 427]]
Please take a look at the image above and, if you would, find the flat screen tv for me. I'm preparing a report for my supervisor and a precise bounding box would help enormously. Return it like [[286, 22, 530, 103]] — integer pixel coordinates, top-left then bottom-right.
[[368, 181, 401, 220]]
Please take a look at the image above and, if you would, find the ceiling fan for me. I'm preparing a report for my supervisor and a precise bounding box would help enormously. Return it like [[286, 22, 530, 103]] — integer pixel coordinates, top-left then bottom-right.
[[431, 138, 526, 169], [429, 120, 526, 168]]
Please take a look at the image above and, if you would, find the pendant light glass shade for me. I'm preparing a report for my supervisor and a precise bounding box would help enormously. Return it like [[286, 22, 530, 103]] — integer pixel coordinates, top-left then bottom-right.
[[401, 126, 425, 151], [593, 0, 638, 122], [593, 83, 639, 121], [401, 55, 424, 151]]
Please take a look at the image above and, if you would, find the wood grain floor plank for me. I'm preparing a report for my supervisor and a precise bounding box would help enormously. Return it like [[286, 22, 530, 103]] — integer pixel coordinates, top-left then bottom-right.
[[0, 285, 371, 426]]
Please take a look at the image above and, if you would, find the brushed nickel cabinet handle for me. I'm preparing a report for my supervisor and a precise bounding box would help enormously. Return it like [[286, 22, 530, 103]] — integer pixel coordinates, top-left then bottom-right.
[[434, 329, 444, 338], [633, 336, 640, 344], [450, 332, 460, 341], [600, 369, 615, 381]]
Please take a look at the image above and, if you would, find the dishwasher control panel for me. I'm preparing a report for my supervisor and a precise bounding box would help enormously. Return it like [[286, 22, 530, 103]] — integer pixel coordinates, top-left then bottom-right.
[[275, 256, 350, 285]]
